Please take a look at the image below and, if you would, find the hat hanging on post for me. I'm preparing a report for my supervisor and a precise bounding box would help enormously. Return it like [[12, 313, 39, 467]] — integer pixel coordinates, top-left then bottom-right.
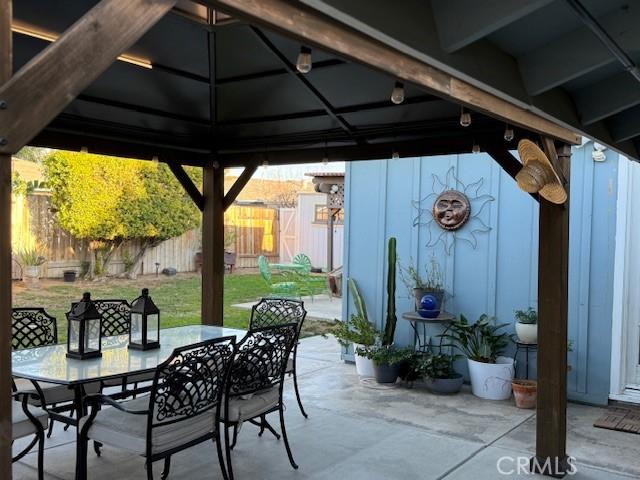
[[515, 139, 567, 205]]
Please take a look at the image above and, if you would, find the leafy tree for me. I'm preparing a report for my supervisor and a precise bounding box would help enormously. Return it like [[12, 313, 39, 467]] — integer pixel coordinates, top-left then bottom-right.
[[44, 151, 201, 278]]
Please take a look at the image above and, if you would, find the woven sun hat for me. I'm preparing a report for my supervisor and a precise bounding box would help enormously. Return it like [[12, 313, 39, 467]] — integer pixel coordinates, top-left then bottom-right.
[[515, 139, 567, 204]]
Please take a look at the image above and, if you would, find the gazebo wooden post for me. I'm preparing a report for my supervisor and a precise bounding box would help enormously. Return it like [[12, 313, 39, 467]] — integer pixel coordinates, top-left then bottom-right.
[[532, 143, 571, 478], [201, 161, 225, 326], [0, 1, 12, 478]]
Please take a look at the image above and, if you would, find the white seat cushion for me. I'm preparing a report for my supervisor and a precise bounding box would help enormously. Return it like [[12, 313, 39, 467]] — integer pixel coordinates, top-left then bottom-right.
[[14, 378, 100, 405], [224, 388, 279, 423], [12, 400, 48, 440], [79, 395, 217, 456]]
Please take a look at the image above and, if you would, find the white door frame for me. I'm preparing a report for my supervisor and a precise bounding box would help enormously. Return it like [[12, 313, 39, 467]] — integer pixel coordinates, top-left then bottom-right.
[[610, 157, 640, 403]]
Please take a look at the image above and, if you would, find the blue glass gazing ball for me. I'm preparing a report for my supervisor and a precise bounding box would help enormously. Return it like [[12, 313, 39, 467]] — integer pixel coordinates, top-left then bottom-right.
[[420, 294, 438, 311]]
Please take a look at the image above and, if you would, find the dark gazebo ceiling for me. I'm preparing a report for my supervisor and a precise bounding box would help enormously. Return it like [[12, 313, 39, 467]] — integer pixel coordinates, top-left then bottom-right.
[[12, 0, 534, 167]]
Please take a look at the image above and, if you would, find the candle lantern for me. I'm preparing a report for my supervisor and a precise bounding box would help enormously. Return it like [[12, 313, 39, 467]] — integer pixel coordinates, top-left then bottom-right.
[[129, 288, 160, 350], [66, 292, 103, 360]]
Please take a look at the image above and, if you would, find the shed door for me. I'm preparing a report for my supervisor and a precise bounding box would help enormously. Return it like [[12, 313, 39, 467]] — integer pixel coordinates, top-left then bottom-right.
[[279, 208, 296, 263]]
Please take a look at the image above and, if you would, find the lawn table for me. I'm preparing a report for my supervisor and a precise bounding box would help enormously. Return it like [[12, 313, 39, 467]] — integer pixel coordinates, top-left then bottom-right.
[[401, 311, 455, 353], [12, 325, 247, 479], [270, 262, 308, 273]]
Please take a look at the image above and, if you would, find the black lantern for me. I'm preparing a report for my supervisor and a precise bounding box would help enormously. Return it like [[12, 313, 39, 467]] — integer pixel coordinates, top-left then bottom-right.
[[66, 292, 103, 360], [129, 288, 160, 350]]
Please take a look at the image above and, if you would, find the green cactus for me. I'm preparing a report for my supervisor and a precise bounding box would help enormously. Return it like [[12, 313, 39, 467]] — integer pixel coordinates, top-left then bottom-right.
[[383, 237, 397, 346], [348, 278, 368, 322]]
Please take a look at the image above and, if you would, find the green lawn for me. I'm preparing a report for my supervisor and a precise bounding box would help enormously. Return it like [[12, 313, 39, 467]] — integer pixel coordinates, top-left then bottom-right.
[[12, 273, 335, 341]]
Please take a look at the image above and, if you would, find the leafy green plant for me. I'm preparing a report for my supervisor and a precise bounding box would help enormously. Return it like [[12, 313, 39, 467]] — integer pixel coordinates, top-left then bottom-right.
[[399, 254, 444, 292], [440, 314, 511, 364], [18, 247, 46, 266], [121, 249, 135, 273], [420, 353, 462, 380], [356, 345, 413, 366], [383, 237, 397, 346], [349, 278, 368, 321], [514, 308, 537, 324], [331, 314, 379, 348]]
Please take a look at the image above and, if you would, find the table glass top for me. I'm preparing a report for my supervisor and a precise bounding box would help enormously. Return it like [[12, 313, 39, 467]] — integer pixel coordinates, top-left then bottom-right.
[[12, 325, 247, 385]]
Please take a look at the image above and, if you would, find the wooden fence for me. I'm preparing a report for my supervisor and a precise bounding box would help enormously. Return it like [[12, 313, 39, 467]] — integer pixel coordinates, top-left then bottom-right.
[[11, 193, 281, 279]]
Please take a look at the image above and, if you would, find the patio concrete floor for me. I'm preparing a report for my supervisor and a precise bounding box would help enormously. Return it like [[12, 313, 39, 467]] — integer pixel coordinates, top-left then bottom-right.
[[13, 335, 640, 479], [233, 294, 342, 321]]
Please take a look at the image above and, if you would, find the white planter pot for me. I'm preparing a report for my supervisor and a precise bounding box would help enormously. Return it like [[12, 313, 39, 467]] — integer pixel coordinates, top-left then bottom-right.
[[468, 357, 515, 400], [23, 265, 40, 285], [353, 343, 375, 378], [515, 322, 538, 344]]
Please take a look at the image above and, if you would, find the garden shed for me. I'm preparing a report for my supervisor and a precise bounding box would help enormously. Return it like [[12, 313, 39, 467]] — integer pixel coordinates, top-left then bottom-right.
[[3, 0, 640, 478]]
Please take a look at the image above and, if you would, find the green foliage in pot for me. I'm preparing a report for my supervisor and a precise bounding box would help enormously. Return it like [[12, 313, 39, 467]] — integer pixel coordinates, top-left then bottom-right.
[[398, 253, 444, 292], [356, 345, 413, 367], [18, 247, 47, 266], [382, 237, 397, 346], [514, 308, 537, 324], [332, 278, 379, 347], [420, 353, 462, 380], [440, 314, 511, 364]]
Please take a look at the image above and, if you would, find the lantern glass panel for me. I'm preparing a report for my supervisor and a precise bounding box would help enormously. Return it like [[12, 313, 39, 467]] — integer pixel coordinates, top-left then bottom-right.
[[68, 318, 80, 352], [131, 312, 143, 344], [147, 314, 159, 342], [85, 318, 101, 353]]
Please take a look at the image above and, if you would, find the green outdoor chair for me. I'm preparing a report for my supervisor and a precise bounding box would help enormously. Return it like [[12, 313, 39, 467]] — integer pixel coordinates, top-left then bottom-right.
[[292, 253, 329, 301], [258, 255, 300, 298]]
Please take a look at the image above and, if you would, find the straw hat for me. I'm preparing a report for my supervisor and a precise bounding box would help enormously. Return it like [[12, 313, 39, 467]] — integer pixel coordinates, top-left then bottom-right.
[[515, 139, 567, 204]]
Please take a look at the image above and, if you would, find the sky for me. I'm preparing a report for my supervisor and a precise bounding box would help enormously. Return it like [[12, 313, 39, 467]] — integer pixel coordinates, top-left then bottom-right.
[[228, 162, 345, 181]]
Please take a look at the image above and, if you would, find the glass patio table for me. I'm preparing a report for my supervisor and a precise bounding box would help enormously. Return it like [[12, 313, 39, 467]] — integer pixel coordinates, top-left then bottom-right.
[[12, 325, 247, 426]]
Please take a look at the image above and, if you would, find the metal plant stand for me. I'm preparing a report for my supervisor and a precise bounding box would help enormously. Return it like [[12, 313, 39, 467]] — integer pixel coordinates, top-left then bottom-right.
[[401, 311, 455, 353], [514, 341, 538, 379]]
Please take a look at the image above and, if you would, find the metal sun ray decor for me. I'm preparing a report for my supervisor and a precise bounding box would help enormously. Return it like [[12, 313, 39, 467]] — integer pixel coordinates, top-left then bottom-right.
[[412, 167, 495, 255]]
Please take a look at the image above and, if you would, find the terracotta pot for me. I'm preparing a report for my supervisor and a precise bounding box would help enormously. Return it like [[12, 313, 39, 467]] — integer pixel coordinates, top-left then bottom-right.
[[512, 379, 537, 409]]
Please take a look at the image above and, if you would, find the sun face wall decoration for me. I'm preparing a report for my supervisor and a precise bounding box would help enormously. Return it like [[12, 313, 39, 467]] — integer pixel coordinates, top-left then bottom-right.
[[413, 166, 495, 255]]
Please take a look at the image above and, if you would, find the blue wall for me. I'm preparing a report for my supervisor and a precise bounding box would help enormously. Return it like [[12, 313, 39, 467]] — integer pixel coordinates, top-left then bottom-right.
[[342, 143, 618, 405]]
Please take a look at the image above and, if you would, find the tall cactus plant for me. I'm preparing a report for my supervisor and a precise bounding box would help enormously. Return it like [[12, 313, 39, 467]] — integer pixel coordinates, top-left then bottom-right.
[[383, 237, 397, 346]]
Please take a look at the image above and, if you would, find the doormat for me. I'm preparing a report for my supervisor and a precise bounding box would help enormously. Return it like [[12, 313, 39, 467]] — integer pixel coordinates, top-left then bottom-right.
[[594, 406, 640, 434]]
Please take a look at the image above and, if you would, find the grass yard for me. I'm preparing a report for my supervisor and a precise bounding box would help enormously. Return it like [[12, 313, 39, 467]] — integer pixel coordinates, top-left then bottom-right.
[[12, 272, 335, 341]]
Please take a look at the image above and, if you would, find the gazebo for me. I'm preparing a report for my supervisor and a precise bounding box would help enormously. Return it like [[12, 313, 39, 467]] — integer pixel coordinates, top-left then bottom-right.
[[2, 1, 637, 478]]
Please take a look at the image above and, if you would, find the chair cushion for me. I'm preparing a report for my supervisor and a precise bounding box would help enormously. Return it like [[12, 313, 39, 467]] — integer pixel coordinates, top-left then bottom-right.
[[79, 395, 216, 456], [224, 388, 279, 423], [12, 401, 48, 440], [14, 378, 100, 406]]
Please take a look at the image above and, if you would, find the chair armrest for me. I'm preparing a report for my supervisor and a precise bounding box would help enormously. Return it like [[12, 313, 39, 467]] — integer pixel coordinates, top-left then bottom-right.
[[84, 393, 149, 415], [12, 389, 41, 402]]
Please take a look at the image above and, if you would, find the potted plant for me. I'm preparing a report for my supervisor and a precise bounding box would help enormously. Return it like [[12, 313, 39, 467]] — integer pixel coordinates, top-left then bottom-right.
[[18, 247, 46, 285], [514, 308, 537, 344], [356, 345, 410, 383], [441, 314, 514, 400], [512, 379, 537, 408], [422, 353, 464, 394], [400, 254, 445, 310], [332, 278, 379, 377]]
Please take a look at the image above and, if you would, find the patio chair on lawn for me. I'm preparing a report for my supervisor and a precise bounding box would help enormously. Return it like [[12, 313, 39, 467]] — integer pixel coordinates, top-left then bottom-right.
[[11, 308, 100, 438], [258, 255, 299, 298], [222, 323, 299, 480], [94, 299, 155, 398], [250, 298, 308, 418], [292, 253, 329, 301], [12, 390, 48, 480], [77, 336, 236, 480]]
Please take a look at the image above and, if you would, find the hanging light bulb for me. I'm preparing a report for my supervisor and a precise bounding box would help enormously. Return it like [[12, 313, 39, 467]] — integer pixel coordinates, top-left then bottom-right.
[[504, 124, 514, 142], [459, 107, 471, 127], [262, 160, 269, 168], [392, 150, 400, 160], [322, 156, 329, 165], [296, 47, 312, 74], [152, 155, 159, 163], [391, 81, 405, 105], [80, 146, 88, 153], [472, 142, 481, 154]]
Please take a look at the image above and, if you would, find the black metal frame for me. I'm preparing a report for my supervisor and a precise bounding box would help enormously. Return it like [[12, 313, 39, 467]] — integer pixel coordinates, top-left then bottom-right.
[[11, 308, 58, 350], [250, 298, 308, 418], [222, 323, 300, 480], [94, 299, 131, 337], [12, 390, 46, 480], [77, 336, 236, 480]]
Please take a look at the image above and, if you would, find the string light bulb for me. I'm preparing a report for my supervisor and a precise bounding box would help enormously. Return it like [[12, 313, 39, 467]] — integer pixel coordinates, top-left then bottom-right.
[[391, 81, 405, 105], [262, 160, 269, 168], [80, 146, 88, 153], [322, 156, 329, 165], [472, 142, 481, 154], [296, 47, 312, 74], [504, 124, 514, 142], [459, 107, 471, 127], [392, 150, 400, 160]]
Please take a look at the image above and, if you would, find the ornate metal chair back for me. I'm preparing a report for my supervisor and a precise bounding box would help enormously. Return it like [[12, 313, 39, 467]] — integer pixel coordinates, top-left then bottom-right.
[[292, 253, 313, 274], [11, 308, 58, 350], [227, 323, 298, 398], [148, 336, 236, 431], [93, 299, 131, 337], [250, 298, 306, 332]]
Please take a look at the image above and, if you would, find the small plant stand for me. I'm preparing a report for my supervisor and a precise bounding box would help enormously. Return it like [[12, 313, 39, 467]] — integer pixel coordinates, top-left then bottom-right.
[[514, 341, 538, 379], [401, 311, 455, 353]]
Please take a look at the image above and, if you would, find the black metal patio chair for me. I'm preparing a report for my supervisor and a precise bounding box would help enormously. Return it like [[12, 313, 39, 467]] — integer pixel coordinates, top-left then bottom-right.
[[11, 307, 100, 438], [77, 336, 236, 480], [249, 298, 308, 418], [222, 323, 299, 480], [12, 390, 48, 480]]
